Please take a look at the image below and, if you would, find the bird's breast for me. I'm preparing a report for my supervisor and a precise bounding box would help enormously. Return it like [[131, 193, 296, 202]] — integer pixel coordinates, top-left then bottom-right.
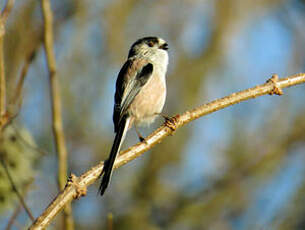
[[129, 68, 166, 126]]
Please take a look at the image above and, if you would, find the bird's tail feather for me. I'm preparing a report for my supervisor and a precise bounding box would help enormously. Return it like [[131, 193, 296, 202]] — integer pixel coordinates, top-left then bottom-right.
[[99, 116, 130, 196]]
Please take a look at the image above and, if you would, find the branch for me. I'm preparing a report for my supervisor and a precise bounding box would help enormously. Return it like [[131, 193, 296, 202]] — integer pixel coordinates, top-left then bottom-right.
[[28, 73, 305, 230], [0, 0, 14, 121], [40, 0, 73, 229]]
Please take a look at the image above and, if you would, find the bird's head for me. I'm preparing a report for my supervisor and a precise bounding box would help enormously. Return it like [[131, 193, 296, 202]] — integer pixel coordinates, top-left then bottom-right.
[[128, 37, 169, 60]]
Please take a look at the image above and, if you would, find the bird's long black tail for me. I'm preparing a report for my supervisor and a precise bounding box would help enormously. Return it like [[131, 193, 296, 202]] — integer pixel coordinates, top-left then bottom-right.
[[99, 116, 130, 196]]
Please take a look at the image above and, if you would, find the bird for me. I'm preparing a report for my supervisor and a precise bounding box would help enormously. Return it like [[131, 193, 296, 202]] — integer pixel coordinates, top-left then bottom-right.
[[99, 36, 169, 196]]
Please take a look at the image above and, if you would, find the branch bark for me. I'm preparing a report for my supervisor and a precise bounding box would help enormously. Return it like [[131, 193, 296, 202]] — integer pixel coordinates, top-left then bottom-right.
[[40, 0, 74, 229], [28, 73, 305, 230]]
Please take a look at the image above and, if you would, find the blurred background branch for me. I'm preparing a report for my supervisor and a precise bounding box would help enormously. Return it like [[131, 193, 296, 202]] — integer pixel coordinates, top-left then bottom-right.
[[0, 0, 14, 126], [40, 0, 73, 229]]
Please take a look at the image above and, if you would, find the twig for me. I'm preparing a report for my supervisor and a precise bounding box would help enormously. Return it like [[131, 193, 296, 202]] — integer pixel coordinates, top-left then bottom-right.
[[2, 41, 39, 131], [5, 201, 22, 230], [5, 180, 34, 230], [28, 73, 305, 230], [4, 49, 38, 130], [40, 0, 74, 229], [11, 123, 48, 156], [11, 48, 37, 106], [0, 157, 34, 221], [0, 0, 14, 23], [0, 25, 6, 117], [0, 0, 15, 119]]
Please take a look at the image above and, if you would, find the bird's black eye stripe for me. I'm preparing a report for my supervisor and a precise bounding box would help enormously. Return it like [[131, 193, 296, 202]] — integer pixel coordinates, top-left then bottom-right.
[[148, 41, 154, 47]]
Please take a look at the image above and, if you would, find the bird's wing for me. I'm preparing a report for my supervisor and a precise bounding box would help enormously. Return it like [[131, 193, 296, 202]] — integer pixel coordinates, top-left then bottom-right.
[[113, 58, 153, 132]]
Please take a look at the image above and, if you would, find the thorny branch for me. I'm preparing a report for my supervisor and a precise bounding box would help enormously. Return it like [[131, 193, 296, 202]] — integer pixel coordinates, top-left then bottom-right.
[[29, 73, 305, 230], [40, 0, 74, 229]]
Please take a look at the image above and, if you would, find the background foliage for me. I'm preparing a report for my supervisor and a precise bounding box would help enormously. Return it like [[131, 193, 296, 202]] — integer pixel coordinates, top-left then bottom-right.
[[1, 0, 305, 229]]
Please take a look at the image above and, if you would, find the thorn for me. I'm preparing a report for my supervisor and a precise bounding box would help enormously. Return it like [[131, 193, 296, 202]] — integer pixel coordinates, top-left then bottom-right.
[[154, 112, 179, 133], [164, 115, 179, 133], [67, 174, 87, 199], [139, 136, 147, 143], [267, 74, 283, 96]]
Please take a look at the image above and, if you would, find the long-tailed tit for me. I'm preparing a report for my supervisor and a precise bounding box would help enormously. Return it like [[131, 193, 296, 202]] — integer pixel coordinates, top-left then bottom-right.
[[99, 36, 169, 196]]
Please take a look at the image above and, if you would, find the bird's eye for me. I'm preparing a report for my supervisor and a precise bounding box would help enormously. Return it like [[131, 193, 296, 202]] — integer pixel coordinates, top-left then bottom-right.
[[148, 41, 154, 47]]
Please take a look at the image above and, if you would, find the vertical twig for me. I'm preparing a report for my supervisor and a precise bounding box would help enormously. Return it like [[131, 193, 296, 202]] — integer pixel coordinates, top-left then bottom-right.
[[0, 0, 14, 118], [0, 24, 5, 117], [40, 0, 74, 229], [0, 158, 34, 221]]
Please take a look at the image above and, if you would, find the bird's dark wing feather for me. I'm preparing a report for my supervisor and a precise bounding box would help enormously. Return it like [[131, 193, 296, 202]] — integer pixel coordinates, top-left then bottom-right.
[[113, 59, 153, 132]]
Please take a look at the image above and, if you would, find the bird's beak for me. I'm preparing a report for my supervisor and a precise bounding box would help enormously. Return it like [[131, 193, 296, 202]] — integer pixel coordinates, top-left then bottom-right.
[[160, 43, 169, 50]]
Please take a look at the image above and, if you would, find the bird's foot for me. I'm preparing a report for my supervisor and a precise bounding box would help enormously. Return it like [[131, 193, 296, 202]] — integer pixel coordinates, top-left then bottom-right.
[[155, 113, 178, 132], [135, 126, 147, 143]]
